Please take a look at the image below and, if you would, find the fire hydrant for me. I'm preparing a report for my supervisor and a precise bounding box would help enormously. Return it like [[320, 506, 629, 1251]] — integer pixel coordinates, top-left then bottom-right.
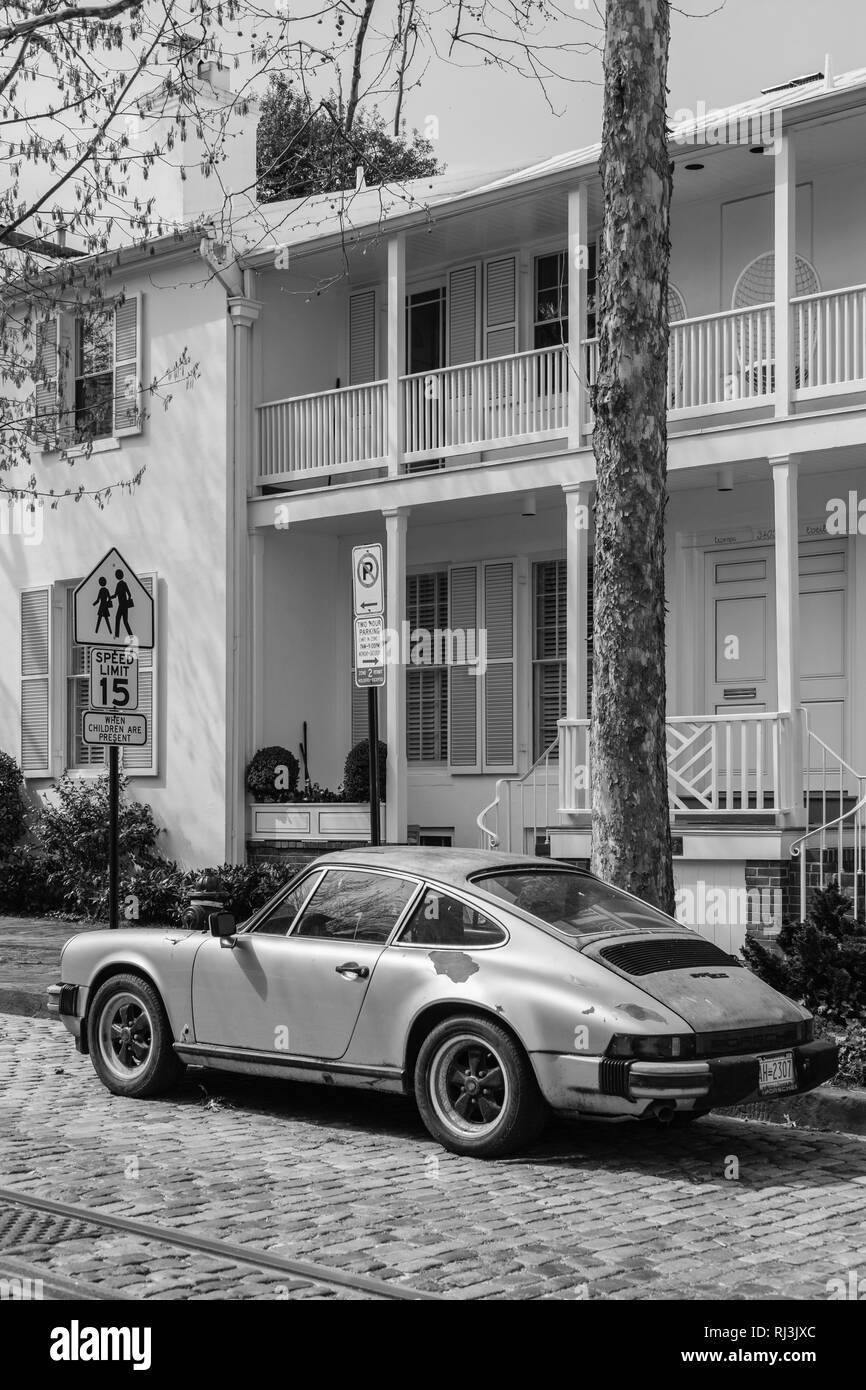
[[182, 873, 227, 931]]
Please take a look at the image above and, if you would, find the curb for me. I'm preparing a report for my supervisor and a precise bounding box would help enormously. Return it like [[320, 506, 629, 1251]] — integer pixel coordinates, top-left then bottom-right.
[[0, 986, 53, 1019], [718, 1087, 866, 1136]]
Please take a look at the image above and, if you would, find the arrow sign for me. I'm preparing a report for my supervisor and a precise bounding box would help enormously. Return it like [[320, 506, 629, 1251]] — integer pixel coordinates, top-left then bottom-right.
[[352, 543, 384, 618], [73, 548, 153, 650]]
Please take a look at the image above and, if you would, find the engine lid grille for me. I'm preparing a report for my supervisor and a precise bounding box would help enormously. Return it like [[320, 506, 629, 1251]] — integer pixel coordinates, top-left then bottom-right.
[[597, 937, 742, 977]]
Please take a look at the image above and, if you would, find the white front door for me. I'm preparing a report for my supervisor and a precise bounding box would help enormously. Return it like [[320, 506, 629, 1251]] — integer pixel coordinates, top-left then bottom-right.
[[705, 546, 776, 714]]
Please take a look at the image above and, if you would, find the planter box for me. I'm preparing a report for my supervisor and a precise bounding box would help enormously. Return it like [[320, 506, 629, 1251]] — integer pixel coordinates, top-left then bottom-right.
[[248, 801, 385, 843]]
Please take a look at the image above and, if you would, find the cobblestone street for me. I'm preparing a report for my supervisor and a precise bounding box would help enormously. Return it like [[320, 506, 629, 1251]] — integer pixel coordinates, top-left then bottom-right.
[[1, 1013, 864, 1300]]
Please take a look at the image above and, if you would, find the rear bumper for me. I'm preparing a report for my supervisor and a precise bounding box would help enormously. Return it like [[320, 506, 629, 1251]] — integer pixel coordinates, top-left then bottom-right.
[[533, 1040, 839, 1114]]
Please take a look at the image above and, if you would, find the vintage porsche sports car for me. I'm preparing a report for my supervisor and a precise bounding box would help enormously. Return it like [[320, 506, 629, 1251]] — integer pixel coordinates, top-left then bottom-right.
[[48, 848, 837, 1157]]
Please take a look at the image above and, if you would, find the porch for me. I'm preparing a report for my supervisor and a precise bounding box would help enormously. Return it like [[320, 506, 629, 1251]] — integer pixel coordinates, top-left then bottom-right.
[[256, 284, 866, 485]]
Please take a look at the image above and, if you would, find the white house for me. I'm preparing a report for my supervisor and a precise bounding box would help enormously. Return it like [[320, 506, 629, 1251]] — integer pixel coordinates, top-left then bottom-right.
[[4, 61, 866, 951]]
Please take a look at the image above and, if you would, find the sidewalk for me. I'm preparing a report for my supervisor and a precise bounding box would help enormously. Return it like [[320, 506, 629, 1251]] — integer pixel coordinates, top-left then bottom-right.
[[0, 915, 102, 1016]]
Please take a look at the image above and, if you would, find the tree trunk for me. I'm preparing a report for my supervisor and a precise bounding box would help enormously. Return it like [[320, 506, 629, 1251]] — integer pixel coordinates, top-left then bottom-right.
[[590, 0, 675, 914]]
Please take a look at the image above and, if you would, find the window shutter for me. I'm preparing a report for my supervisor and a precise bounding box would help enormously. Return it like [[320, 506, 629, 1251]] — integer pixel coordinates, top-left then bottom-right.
[[482, 560, 516, 772], [34, 319, 59, 449], [113, 294, 142, 436], [120, 573, 157, 775], [20, 587, 52, 776], [349, 289, 377, 384], [351, 680, 370, 748], [484, 257, 517, 359], [586, 554, 594, 718], [447, 264, 480, 365], [448, 565, 480, 772]]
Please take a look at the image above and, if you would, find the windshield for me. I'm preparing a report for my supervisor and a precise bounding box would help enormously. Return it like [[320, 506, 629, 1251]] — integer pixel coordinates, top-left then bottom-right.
[[472, 869, 680, 941]]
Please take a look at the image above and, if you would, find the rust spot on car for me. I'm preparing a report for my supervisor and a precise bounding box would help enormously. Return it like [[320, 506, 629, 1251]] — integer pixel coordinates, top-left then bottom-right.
[[616, 1003, 668, 1023], [428, 951, 479, 983], [322, 1073, 335, 1086], [581, 1006, 596, 1015]]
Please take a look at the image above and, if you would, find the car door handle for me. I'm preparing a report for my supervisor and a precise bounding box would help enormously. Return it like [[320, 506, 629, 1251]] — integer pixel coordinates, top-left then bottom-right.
[[335, 961, 369, 979]]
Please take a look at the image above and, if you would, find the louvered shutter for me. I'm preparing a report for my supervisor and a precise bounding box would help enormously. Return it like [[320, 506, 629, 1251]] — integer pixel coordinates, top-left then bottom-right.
[[586, 555, 594, 718], [482, 561, 516, 772], [20, 587, 51, 776], [349, 289, 377, 384], [406, 573, 448, 762], [484, 257, 517, 359], [447, 264, 480, 365], [113, 294, 142, 436], [351, 680, 370, 748], [34, 319, 59, 449], [120, 573, 157, 775], [448, 565, 480, 772]]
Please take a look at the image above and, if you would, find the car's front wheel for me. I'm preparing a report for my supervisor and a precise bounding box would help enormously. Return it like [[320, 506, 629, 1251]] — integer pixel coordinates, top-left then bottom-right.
[[87, 973, 183, 1099], [414, 1015, 547, 1158]]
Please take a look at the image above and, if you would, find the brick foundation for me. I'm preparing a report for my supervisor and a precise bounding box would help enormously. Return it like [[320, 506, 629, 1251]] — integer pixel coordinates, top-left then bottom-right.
[[246, 839, 368, 873]]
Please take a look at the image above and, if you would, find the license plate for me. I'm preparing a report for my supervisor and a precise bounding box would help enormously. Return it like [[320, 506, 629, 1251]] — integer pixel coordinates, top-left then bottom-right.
[[758, 1051, 796, 1094]]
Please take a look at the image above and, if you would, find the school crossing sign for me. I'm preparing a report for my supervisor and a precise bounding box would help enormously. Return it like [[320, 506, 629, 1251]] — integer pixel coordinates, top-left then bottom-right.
[[73, 548, 153, 650]]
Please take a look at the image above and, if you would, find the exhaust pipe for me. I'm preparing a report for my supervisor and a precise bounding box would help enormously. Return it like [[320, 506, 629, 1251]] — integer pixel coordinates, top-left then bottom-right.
[[646, 1101, 676, 1124]]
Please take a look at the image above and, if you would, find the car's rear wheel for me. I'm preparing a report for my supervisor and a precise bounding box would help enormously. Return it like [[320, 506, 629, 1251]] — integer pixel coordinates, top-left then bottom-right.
[[87, 973, 183, 1099], [414, 1015, 547, 1158]]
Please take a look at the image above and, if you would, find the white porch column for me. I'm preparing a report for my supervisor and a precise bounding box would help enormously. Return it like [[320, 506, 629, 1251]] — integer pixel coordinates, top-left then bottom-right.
[[774, 131, 796, 419], [563, 481, 593, 719], [249, 530, 265, 755], [387, 234, 406, 476], [383, 507, 409, 841], [771, 454, 801, 815], [567, 184, 589, 449], [226, 294, 262, 862]]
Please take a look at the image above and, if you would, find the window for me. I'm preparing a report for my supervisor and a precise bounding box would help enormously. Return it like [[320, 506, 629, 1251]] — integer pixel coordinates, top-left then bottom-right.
[[292, 870, 417, 944], [398, 887, 506, 948], [74, 310, 114, 441], [448, 561, 516, 774], [532, 558, 594, 759], [34, 295, 142, 450], [406, 571, 448, 763], [254, 873, 322, 935], [534, 252, 568, 350], [474, 869, 677, 942]]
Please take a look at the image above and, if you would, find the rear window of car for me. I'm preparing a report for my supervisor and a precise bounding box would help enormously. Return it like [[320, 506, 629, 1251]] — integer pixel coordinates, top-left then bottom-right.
[[471, 869, 678, 941], [397, 887, 507, 948]]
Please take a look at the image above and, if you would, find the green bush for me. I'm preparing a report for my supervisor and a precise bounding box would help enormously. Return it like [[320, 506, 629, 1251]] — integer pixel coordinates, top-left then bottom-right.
[[742, 882, 866, 1028], [343, 738, 386, 803], [0, 751, 25, 853], [834, 1022, 866, 1088], [0, 843, 52, 915], [245, 746, 300, 802]]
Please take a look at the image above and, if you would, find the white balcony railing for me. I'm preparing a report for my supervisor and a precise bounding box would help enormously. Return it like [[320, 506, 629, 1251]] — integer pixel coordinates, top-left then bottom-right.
[[558, 712, 792, 817], [402, 344, 567, 462], [256, 286, 866, 483], [258, 379, 387, 480], [794, 283, 866, 397]]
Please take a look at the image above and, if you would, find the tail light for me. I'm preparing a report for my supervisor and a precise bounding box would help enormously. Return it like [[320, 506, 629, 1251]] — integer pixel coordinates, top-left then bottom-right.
[[607, 1033, 697, 1060]]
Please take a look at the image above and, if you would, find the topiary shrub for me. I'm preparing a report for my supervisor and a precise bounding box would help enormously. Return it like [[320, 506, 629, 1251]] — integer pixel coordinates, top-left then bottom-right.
[[245, 746, 300, 802], [0, 751, 26, 853], [742, 881, 866, 1028], [343, 738, 387, 803]]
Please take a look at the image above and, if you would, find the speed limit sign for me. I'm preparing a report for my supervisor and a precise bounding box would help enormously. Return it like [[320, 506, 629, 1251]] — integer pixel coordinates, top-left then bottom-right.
[[89, 648, 139, 711]]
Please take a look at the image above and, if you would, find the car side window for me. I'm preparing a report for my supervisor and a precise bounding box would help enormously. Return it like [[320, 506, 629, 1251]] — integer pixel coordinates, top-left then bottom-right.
[[253, 875, 320, 936], [398, 888, 506, 948], [292, 870, 417, 944]]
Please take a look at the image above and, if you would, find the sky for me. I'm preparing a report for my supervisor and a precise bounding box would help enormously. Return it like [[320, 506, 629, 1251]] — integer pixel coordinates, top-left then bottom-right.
[[393, 0, 866, 176]]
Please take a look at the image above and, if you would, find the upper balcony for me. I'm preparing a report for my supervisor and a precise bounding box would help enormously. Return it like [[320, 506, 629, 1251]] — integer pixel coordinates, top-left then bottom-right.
[[257, 283, 866, 486], [249, 95, 866, 492]]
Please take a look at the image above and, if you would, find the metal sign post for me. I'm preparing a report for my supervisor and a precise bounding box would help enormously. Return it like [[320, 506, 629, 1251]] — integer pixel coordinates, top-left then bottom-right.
[[352, 544, 385, 846]]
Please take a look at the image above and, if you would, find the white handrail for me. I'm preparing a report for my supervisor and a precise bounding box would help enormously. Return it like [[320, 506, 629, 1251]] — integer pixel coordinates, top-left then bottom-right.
[[477, 737, 559, 852]]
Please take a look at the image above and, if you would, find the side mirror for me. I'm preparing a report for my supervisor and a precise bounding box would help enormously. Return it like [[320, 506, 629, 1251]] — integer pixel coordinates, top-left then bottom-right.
[[209, 911, 237, 939]]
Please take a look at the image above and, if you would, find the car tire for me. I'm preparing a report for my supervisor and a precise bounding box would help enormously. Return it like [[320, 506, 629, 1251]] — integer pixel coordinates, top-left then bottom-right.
[[414, 1015, 547, 1158], [87, 972, 184, 1099]]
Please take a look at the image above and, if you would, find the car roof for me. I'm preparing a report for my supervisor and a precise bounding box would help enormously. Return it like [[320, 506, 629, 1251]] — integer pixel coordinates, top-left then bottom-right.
[[309, 846, 586, 886]]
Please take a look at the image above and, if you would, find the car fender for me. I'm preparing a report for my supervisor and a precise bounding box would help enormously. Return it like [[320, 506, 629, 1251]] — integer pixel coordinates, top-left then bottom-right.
[[58, 928, 206, 1041]]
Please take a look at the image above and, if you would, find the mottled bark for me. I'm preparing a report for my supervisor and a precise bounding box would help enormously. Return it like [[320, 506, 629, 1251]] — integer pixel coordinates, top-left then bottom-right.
[[590, 0, 675, 913]]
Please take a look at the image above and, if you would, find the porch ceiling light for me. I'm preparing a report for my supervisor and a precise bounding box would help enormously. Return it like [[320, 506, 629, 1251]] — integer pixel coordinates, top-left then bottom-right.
[[716, 467, 734, 492], [522, 492, 537, 517]]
